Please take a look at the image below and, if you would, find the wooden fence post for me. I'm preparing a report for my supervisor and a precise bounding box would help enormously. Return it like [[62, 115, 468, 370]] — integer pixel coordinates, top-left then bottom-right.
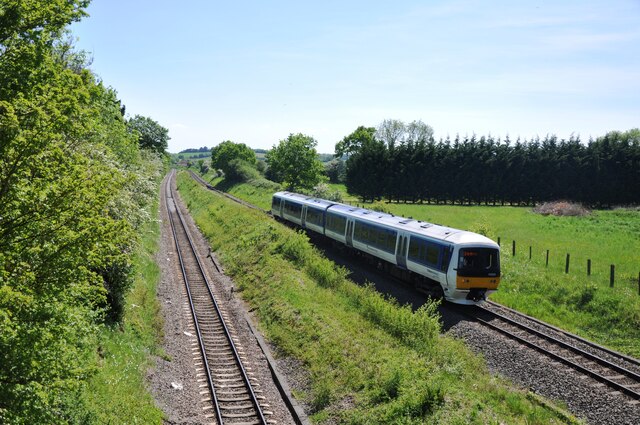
[[512, 240, 516, 256], [565, 254, 570, 274], [546, 250, 549, 267], [587, 259, 591, 276], [529, 246, 532, 260], [610, 265, 615, 288]]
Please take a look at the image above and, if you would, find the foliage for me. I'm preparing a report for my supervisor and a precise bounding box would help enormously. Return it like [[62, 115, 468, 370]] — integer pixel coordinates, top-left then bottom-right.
[[266, 133, 325, 190], [80, 195, 164, 423], [176, 173, 578, 424], [0, 0, 89, 44], [225, 158, 262, 182], [324, 159, 346, 183], [0, 4, 166, 422], [334, 125, 375, 158], [211, 140, 257, 176], [180, 146, 210, 153], [345, 136, 388, 202], [375, 119, 433, 148], [127, 114, 170, 154], [342, 125, 640, 206], [310, 183, 343, 202]]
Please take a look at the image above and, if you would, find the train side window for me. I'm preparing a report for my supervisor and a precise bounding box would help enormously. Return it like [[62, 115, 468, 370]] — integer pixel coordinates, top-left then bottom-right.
[[408, 239, 420, 259], [426, 245, 439, 265], [326, 213, 346, 234], [306, 208, 323, 226], [285, 201, 302, 217], [440, 247, 452, 271], [408, 237, 446, 269]]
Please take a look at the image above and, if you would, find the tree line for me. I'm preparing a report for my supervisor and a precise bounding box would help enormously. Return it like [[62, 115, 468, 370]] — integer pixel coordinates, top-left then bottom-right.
[[340, 120, 640, 207], [210, 134, 326, 191], [0, 1, 168, 422]]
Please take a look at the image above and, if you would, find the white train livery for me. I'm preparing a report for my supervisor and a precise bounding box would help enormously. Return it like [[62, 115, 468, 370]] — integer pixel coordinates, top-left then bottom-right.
[[271, 191, 500, 305]]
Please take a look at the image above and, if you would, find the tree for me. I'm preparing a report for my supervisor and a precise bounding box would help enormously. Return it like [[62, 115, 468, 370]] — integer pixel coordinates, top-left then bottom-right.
[[324, 159, 346, 183], [127, 114, 169, 153], [406, 120, 434, 143], [345, 138, 388, 201], [334, 126, 376, 158], [210, 140, 256, 176], [266, 133, 325, 190], [375, 119, 405, 149], [0, 4, 165, 421]]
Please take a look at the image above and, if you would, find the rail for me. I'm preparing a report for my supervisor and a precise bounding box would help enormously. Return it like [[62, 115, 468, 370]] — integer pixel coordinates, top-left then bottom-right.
[[165, 170, 268, 424]]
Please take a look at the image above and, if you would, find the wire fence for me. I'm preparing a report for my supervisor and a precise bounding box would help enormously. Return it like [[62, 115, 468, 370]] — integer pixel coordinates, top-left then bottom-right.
[[497, 237, 640, 296]]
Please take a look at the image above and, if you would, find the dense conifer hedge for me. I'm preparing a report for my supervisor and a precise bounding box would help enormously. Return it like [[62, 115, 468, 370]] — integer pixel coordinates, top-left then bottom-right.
[[345, 131, 640, 207]]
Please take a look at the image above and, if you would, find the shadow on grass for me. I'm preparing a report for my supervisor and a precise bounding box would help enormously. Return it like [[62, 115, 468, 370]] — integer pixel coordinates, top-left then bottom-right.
[[212, 177, 242, 192]]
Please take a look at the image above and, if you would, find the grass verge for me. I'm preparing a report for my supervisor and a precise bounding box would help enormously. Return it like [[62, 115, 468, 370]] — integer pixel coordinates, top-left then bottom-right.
[[80, 197, 165, 423], [177, 172, 580, 424]]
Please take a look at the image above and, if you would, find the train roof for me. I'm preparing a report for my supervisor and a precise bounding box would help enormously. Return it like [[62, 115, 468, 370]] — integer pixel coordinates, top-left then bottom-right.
[[273, 191, 335, 210], [273, 192, 498, 247]]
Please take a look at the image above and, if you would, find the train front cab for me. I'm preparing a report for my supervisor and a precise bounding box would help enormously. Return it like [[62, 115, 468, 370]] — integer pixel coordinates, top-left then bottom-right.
[[446, 245, 500, 304]]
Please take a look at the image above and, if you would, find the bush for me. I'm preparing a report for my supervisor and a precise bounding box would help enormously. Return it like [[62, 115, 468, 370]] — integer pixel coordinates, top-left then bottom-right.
[[225, 159, 262, 182], [311, 183, 343, 202]]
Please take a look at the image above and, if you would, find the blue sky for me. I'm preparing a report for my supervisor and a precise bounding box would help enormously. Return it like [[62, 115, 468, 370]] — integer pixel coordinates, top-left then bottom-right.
[[70, 0, 640, 153]]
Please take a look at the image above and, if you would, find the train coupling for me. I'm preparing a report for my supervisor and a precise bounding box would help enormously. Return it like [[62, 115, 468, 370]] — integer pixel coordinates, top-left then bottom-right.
[[466, 288, 487, 302]]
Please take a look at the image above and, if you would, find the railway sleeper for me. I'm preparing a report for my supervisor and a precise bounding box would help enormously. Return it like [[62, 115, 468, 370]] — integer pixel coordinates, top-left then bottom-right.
[[214, 377, 245, 383], [217, 382, 249, 389], [217, 395, 252, 402], [219, 403, 256, 410], [222, 412, 259, 418]]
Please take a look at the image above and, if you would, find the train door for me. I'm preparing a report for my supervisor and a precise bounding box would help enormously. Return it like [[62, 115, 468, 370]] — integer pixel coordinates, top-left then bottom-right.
[[345, 220, 354, 247], [301, 206, 307, 228], [444, 245, 454, 288], [396, 234, 408, 269]]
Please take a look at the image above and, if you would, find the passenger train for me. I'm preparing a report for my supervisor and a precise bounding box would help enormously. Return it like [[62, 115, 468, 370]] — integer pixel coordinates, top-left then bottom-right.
[[271, 191, 500, 304]]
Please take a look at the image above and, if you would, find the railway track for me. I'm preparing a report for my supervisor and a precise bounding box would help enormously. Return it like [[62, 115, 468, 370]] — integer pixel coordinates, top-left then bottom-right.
[[188, 170, 269, 214], [460, 301, 640, 402], [165, 171, 270, 425], [185, 168, 640, 407]]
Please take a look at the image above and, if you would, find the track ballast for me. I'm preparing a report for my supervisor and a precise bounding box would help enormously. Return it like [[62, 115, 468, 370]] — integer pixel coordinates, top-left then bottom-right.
[[462, 301, 640, 402], [166, 170, 269, 425]]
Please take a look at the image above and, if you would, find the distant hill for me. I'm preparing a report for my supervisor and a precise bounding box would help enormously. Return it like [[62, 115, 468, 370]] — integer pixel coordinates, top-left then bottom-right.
[[179, 146, 210, 153]]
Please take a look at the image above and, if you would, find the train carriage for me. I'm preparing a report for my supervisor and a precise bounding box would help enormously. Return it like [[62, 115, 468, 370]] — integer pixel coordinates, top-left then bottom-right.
[[271, 192, 334, 235], [271, 191, 500, 304]]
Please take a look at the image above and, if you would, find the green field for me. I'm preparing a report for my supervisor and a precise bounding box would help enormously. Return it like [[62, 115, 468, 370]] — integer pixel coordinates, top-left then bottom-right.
[[177, 172, 579, 424], [197, 174, 640, 357]]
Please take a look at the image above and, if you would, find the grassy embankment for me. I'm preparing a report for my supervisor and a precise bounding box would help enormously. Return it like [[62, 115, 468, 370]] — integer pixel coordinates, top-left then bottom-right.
[[196, 172, 640, 358], [80, 197, 165, 422], [177, 172, 578, 424]]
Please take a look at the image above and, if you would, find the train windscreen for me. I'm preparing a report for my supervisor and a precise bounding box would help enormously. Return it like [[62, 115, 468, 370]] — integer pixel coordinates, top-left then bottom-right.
[[457, 248, 500, 277]]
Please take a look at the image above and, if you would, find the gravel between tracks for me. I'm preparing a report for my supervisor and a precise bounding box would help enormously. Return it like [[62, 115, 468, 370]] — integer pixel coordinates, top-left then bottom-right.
[[148, 175, 302, 425], [445, 307, 640, 425]]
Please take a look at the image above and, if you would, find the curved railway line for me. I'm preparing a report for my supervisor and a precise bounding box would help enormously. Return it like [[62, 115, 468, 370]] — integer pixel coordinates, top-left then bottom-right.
[[165, 170, 270, 425], [183, 169, 640, 421], [451, 301, 640, 402]]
